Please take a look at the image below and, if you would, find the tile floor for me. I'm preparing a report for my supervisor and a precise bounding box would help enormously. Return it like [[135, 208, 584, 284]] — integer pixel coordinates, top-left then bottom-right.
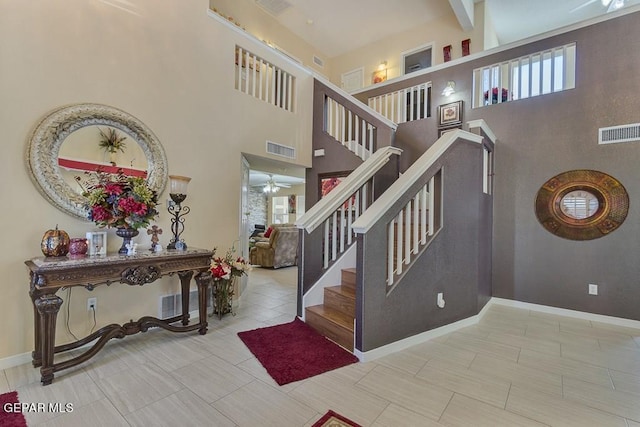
[[2, 267, 640, 426]]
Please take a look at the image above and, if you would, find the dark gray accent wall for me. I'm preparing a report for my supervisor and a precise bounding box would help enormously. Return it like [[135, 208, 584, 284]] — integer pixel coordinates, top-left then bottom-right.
[[356, 12, 640, 322], [299, 80, 400, 311], [356, 140, 489, 351]]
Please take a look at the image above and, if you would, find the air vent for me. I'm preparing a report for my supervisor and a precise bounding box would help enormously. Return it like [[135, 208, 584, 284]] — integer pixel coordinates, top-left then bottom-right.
[[255, 0, 292, 16], [266, 140, 296, 159], [313, 55, 324, 68], [599, 123, 640, 145], [159, 289, 212, 319]]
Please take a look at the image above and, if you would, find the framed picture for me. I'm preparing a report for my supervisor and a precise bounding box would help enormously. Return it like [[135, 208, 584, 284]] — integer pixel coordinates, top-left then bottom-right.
[[438, 100, 463, 127], [86, 231, 107, 256], [438, 125, 462, 138], [319, 171, 351, 199], [288, 194, 296, 214]]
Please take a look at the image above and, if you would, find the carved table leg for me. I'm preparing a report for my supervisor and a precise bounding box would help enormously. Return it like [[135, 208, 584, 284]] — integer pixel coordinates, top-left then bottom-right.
[[35, 294, 63, 385], [195, 272, 210, 335], [177, 271, 194, 326], [30, 291, 42, 367]]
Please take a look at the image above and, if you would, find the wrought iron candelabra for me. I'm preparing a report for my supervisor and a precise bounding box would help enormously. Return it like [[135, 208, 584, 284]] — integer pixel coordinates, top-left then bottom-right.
[[167, 193, 189, 250], [166, 175, 192, 250]]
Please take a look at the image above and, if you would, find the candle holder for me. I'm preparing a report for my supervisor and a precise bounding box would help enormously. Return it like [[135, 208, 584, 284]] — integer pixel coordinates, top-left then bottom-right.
[[166, 175, 191, 250]]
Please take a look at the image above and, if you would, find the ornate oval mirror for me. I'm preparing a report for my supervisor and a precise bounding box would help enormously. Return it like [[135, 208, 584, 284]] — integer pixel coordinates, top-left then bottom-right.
[[535, 170, 629, 240], [26, 104, 168, 220]]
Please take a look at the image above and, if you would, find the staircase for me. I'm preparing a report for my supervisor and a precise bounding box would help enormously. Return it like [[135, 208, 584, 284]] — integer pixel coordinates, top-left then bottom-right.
[[305, 268, 356, 351]]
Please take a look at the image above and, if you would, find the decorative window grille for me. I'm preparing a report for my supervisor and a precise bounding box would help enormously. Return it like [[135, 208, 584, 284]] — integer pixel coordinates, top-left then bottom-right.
[[472, 43, 576, 108], [235, 46, 295, 113]]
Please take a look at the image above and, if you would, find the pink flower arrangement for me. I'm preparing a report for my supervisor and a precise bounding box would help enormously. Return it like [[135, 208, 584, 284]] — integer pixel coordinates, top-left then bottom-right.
[[77, 168, 159, 229], [484, 87, 510, 104]]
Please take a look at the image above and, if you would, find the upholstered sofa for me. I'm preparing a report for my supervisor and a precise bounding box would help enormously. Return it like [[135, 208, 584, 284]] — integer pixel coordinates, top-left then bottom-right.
[[249, 224, 298, 269]]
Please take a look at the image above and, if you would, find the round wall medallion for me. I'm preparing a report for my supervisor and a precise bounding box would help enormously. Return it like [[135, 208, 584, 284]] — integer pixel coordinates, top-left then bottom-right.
[[535, 170, 629, 240]]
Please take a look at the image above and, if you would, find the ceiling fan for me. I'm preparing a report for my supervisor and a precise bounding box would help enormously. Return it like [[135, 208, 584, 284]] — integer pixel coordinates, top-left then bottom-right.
[[260, 174, 291, 193], [571, 0, 626, 13]]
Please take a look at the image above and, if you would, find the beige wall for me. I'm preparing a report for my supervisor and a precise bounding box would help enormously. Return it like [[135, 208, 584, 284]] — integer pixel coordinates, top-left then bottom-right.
[[0, 0, 312, 361], [210, 0, 329, 76], [329, 3, 485, 90]]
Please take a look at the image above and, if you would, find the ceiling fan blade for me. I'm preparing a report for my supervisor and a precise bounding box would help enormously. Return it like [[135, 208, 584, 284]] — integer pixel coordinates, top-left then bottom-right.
[[608, 0, 625, 12], [569, 0, 598, 13], [275, 182, 291, 188]]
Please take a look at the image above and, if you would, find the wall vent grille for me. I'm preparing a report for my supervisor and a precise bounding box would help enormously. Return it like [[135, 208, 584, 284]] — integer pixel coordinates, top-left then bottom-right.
[[255, 0, 292, 16], [266, 140, 296, 159], [159, 289, 211, 319], [313, 55, 324, 68], [599, 123, 640, 145]]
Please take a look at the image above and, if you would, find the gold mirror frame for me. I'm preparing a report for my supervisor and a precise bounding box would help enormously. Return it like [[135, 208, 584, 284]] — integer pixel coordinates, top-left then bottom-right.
[[26, 104, 168, 220], [535, 170, 629, 240]]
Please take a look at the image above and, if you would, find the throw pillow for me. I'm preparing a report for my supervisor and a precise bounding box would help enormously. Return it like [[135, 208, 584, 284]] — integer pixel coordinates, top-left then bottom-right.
[[264, 227, 273, 238]]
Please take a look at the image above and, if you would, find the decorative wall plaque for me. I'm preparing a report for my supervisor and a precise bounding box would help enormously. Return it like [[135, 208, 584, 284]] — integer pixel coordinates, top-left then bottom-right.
[[535, 170, 629, 240]]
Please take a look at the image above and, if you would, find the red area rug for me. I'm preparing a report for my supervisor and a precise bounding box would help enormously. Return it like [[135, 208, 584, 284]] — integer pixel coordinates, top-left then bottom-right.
[[0, 391, 28, 427], [312, 410, 362, 427], [237, 318, 358, 385]]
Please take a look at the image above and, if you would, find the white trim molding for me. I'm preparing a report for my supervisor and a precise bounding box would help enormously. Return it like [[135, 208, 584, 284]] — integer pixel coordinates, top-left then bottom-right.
[[354, 297, 640, 362]]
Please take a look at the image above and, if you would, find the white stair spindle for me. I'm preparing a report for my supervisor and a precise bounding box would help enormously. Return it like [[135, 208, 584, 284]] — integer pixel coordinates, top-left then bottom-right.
[[287, 74, 293, 111], [236, 47, 243, 91], [332, 211, 338, 261], [413, 194, 419, 254], [323, 219, 330, 269], [347, 196, 353, 245], [396, 211, 403, 275], [339, 206, 345, 254], [388, 220, 395, 285], [251, 54, 257, 98], [405, 202, 411, 265], [428, 177, 435, 236], [421, 185, 428, 244]]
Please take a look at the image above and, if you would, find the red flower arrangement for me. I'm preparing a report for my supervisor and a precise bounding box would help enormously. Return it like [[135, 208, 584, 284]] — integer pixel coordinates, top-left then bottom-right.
[[77, 169, 159, 229], [484, 87, 510, 105], [210, 246, 250, 281]]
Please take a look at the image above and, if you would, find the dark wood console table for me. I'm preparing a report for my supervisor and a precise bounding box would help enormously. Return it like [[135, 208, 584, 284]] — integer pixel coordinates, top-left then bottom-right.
[[25, 247, 213, 385]]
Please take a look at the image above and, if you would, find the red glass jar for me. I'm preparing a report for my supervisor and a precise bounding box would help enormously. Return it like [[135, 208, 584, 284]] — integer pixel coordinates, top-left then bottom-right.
[[68, 238, 89, 257]]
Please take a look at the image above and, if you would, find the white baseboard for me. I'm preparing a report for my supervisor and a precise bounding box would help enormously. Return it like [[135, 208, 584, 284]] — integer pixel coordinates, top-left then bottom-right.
[[354, 296, 640, 362], [0, 352, 33, 371], [489, 297, 640, 329], [354, 301, 493, 362]]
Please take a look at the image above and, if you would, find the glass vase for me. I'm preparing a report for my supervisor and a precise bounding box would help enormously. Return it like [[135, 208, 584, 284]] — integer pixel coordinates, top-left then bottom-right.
[[211, 277, 234, 320]]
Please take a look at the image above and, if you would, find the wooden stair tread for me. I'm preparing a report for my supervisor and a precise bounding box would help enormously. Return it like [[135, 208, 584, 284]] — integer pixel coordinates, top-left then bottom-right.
[[306, 305, 354, 331], [326, 285, 355, 299]]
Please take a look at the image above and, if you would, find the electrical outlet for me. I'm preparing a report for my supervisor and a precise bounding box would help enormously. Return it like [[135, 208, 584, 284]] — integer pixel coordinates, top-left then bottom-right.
[[588, 284, 598, 296], [87, 297, 97, 311]]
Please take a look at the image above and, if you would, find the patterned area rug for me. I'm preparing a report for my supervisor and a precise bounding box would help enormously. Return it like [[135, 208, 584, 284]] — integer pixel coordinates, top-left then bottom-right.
[[0, 391, 28, 427], [237, 318, 358, 385], [312, 410, 362, 427]]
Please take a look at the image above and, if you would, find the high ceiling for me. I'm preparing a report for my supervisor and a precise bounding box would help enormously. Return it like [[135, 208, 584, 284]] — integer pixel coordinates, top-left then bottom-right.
[[247, 0, 639, 185], [256, 0, 639, 58]]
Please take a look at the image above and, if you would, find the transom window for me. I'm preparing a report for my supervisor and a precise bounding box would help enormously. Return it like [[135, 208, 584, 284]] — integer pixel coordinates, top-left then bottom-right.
[[472, 43, 576, 108]]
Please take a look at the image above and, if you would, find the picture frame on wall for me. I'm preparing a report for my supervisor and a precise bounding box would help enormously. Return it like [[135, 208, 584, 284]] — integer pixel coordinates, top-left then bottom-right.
[[86, 231, 107, 256], [288, 194, 296, 214], [319, 171, 351, 199], [438, 125, 462, 138], [438, 100, 463, 127]]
